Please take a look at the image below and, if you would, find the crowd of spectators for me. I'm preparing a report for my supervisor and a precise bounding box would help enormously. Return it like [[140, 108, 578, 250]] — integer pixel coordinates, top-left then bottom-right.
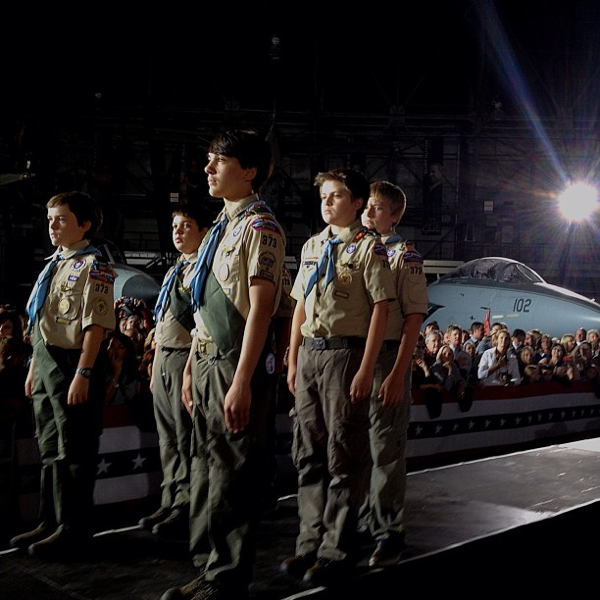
[[2, 299, 600, 437], [412, 320, 600, 416], [0, 296, 158, 444]]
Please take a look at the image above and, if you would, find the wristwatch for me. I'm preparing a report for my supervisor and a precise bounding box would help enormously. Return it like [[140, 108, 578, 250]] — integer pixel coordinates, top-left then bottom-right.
[[75, 367, 93, 378]]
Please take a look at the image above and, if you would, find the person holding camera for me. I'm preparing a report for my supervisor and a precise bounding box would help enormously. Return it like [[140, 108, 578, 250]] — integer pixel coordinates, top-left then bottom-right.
[[477, 329, 521, 386]]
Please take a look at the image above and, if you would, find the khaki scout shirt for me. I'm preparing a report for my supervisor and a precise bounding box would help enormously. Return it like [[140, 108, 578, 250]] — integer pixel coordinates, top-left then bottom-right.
[[381, 234, 428, 340], [155, 249, 198, 349], [192, 195, 286, 341], [291, 220, 396, 339], [37, 240, 116, 349], [274, 263, 296, 320]]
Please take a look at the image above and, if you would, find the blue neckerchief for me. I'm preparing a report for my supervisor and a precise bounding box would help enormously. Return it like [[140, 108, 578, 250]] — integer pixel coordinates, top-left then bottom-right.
[[26, 244, 100, 335], [154, 258, 189, 321], [304, 236, 342, 299]]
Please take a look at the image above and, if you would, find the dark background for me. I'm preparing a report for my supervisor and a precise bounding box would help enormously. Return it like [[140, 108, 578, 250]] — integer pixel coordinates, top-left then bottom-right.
[[0, 0, 598, 307]]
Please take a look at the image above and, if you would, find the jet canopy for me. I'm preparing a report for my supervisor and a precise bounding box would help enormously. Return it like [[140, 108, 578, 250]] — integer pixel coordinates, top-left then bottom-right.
[[438, 257, 546, 285]]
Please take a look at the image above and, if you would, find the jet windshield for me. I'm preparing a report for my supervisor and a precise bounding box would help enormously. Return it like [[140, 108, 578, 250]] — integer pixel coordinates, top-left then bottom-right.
[[439, 257, 545, 284]]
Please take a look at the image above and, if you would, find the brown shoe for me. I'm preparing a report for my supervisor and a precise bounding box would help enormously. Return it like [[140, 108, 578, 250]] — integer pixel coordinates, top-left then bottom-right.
[[368, 532, 406, 567], [160, 575, 205, 600], [279, 552, 317, 578], [303, 557, 351, 586], [139, 506, 171, 531], [10, 524, 53, 550]]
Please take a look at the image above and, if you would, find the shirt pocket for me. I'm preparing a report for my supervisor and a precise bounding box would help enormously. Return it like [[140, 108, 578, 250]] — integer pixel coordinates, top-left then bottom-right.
[[51, 288, 82, 321]]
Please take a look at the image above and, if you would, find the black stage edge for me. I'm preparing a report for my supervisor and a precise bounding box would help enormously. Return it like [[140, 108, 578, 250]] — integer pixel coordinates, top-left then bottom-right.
[[3, 438, 600, 598]]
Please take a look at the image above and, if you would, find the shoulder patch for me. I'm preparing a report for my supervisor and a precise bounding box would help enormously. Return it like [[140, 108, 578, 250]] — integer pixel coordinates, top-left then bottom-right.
[[372, 243, 388, 256], [90, 260, 117, 283], [92, 297, 109, 315], [402, 250, 423, 264], [251, 216, 282, 235]]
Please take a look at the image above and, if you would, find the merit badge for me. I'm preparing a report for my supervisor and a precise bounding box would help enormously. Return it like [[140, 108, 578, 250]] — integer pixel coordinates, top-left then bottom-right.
[[345, 244, 356, 255], [265, 352, 275, 375], [338, 271, 352, 286], [219, 263, 230, 281], [58, 298, 70, 314], [93, 297, 108, 315], [259, 252, 276, 269]]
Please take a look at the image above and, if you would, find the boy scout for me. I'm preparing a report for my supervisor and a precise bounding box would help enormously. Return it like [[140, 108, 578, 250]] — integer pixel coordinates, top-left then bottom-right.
[[281, 169, 396, 587], [359, 180, 428, 567], [138, 202, 211, 539], [162, 130, 285, 600], [10, 191, 116, 557]]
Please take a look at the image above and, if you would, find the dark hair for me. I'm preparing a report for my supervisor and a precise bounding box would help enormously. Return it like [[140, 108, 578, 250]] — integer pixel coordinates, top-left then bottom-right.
[[314, 169, 370, 205], [172, 202, 215, 229], [46, 191, 103, 238], [0, 310, 25, 341], [208, 130, 273, 190], [106, 330, 138, 377]]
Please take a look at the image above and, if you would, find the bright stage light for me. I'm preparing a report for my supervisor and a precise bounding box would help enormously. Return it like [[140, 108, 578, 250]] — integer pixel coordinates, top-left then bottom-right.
[[557, 181, 598, 223]]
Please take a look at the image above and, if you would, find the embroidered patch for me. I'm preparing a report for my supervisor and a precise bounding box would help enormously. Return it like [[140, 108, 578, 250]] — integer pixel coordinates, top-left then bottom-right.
[[387, 249, 397, 258], [373, 243, 388, 256], [73, 259, 86, 270], [345, 244, 357, 254], [93, 297, 108, 315], [338, 271, 352, 286], [403, 250, 423, 263], [90, 262, 116, 284], [265, 352, 275, 375], [251, 217, 281, 234], [259, 270, 275, 281], [233, 225, 242, 237], [259, 252, 276, 269], [68, 275, 79, 282]]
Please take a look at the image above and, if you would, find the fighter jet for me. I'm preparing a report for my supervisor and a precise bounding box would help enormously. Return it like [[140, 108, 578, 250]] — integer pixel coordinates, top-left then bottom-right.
[[424, 256, 600, 338], [93, 238, 161, 307]]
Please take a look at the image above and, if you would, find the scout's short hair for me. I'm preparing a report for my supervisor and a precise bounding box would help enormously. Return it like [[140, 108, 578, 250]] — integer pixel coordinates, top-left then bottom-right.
[[46, 191, 103, 238], [208, 129, 273, 190], [171, 202, 215, 229], [369, 180, 407, 220], [314, 168, 370, 205]]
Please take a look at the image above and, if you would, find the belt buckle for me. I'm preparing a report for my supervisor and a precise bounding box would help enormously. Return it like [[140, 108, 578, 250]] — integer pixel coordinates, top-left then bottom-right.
[[313, 337, 326, 350]]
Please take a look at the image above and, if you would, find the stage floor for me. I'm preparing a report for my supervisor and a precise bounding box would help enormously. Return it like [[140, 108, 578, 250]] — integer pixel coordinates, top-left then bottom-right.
[[3, 437, 600, 599]]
